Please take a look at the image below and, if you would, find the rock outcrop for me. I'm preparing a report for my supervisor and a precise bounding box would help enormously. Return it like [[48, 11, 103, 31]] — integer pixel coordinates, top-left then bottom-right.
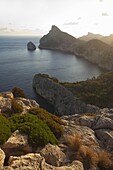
[[0, 92, 39, 114], [33, 73, 99, 116], [40, 143, 66, 166], [27, 41, 36, 51], [2, 130, 32, 156], [0, 148, 5, 169], [4, 153, 84, 170], [39, 25, 113, 70]]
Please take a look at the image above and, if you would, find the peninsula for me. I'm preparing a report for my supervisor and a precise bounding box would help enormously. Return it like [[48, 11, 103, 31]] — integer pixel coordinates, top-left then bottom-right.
[[39, 25, 113, 70]]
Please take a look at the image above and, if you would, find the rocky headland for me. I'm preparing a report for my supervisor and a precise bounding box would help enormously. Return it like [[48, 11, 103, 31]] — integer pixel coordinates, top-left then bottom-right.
[[39, 25, 113, 70], [0, 91, 113, 169], [33, 73, 99, 116]]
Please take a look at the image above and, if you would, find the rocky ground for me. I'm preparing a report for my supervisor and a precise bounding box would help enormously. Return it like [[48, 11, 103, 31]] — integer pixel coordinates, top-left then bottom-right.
[[0, 91, 113, 170]]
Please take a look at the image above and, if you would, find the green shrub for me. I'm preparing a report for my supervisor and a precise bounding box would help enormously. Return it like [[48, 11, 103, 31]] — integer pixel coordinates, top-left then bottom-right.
[[0, 115, 11, 144], [28, 107, 64, 138], [12, 87, 26, 98], [9, 113, 58, 148], [11, 99, 23, 114]]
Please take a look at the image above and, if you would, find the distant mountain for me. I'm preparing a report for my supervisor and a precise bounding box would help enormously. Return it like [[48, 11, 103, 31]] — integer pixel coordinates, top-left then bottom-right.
[[39, 25, 84, 53], [39, 26, 113, 70], [79, 32, 113, 47], [79, 32, 103, 41]]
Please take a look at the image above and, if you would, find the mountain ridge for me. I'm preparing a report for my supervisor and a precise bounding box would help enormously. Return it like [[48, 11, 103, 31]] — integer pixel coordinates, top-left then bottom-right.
[[39, 25, 113, 70]]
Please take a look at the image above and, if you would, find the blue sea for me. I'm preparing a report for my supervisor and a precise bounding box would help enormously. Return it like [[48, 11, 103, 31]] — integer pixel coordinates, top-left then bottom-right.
[[0, 36, 103, 108]]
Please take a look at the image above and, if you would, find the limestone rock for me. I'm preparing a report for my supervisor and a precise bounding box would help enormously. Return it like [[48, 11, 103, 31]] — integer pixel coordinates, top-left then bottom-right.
[[0, 91, 39, 114], [33, 73, 94, 116], [0, 148, 5, 170], [8, 153, 45, 170], [94, 116, 113, 130], [95, 129, 113, 150], [27, 41, 36, 51], [6, 153, 84, 170], [0, 92, 13, 113], [2, 130, 32, 156], [15, 97, 39, 112], [55, 160, 84, 170], [40, 143, 66, 166]]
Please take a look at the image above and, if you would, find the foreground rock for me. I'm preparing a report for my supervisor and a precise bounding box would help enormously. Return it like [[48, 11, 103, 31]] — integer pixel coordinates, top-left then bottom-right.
[[33, 73, 99, 116], [0, 92, 39, 114], [27, 41, 36, 51], [40, 144, 66, 166], [5, 153, 84, 170], [0, 148, 5, 169], [39, 25, 113, 70], [2, 130, 32, 156]]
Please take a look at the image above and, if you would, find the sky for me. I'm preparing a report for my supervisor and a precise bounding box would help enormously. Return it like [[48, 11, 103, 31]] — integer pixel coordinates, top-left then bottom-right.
[[0, 0, 113, 37]]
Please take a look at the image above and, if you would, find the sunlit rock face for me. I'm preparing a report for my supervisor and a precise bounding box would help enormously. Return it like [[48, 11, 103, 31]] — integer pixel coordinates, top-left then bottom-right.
[[27, 41, 36, 51]]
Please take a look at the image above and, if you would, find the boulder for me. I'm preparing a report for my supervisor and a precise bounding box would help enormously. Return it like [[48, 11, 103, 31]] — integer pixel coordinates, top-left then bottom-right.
[[40, 143, 66, 166], [0, 92, 13, 113], [94, 116, 113, 130], [95, 129, 113, 150], [0, 148, 5, 170], [2, 130, 32, 156], [27, 42, 36, 51]]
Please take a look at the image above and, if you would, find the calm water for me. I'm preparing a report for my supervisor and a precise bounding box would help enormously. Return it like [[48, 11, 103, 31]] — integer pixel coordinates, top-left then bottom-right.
[[0, 36, 103, 107]]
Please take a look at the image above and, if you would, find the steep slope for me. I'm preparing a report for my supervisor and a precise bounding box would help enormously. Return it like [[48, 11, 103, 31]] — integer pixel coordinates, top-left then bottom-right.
[[39, 25, 84, 53], [62, 70, 113, 108], [79, 33, 113, 47], [74, 39, 113, 70], [79, 32, 103, 41], [39, 26, 113, 70]]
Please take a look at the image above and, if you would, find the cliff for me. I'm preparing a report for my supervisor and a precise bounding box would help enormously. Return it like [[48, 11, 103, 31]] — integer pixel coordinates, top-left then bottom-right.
[[33, 73, 99, 116], [39, 26, 113, 70]]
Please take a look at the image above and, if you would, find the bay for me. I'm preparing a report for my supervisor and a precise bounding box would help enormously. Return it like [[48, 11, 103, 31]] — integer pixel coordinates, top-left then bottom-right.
[[0, 36, 103, 108]]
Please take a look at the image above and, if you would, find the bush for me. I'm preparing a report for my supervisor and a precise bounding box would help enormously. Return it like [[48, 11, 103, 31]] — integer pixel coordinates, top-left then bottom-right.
[[9, 113, 58, 148], [12, 87, 26, 98], [0, 115, 11, 144], [11, 99, 23, 114], [28, 107, 64, 138]]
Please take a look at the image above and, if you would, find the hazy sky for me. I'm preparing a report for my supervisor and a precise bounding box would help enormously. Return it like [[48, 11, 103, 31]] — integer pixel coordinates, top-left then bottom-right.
[[0, 0, 113, 37]]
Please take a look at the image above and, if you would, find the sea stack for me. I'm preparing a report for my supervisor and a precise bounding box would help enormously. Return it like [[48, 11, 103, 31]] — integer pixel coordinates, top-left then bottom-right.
[[27, 41, 36, 51]]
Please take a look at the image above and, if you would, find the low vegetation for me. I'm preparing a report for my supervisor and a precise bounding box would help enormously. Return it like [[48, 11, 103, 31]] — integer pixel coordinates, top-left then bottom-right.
[[63, 71, 113, 108], [28, 107, 64, 138], [11, 98, 23, 114], [12, 87, 26, 98], [0, 115, 11, 145], [9, 113, 58, 148]]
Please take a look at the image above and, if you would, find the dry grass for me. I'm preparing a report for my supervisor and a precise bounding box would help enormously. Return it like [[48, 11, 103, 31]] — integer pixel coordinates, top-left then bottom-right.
[[97, 151, 113, 170], [65, 134, 113, 170], [66, 134, 82, 153]]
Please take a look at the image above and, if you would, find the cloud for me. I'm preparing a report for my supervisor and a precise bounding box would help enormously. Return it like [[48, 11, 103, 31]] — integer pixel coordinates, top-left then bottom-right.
[[102, 12, 109, 16], [77, 17, 81, 20], [63, 22, 79, 26], [99, 0, 103, 2], [0, 27, 8, 31]]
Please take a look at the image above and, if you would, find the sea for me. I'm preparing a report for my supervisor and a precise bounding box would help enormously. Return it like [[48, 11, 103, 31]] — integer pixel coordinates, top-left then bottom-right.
[[0, 36, 104, 109]]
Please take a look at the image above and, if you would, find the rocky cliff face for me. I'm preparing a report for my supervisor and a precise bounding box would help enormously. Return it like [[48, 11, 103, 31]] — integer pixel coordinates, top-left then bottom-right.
[[39, 25, 113, 70], [33, 74, 99, 116]]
